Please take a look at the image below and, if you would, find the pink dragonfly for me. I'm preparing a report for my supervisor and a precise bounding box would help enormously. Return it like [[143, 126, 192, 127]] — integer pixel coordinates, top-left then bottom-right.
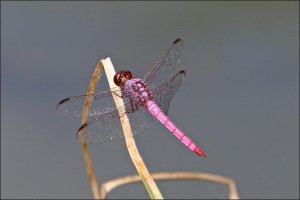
[[56, 38, 206, 158]]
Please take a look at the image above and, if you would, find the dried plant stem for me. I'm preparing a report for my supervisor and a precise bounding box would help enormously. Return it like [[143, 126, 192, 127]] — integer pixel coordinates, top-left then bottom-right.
[[100, 172, 239, 199], [101, 57, 163, 199], [81, 61, 104, 199]]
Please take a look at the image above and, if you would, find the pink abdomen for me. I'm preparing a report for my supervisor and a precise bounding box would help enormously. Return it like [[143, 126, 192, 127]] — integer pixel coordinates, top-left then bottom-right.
[[145, 100, 206, 158]]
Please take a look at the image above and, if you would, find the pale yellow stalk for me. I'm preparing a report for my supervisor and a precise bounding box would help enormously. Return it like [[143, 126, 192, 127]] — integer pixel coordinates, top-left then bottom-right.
[[101, 57, 163, 199], [100, 172, 239, 199]]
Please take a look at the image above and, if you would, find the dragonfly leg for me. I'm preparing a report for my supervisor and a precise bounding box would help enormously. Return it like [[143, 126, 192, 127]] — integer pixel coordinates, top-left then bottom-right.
[[112, 91, 124, 98], [129, 99, 139, 112]]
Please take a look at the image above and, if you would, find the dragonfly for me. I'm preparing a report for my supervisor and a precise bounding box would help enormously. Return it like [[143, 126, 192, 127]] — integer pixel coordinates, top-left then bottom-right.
[[56, 38, 206, 158]]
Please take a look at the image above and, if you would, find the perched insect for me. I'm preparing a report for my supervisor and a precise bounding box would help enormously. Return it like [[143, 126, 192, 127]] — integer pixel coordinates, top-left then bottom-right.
[[57, 39, 206, 158]]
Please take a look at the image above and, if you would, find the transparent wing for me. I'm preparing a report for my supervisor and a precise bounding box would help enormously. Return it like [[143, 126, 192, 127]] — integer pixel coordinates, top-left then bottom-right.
[[56, 87, 131, 117], [144, 38, 183, 91], [153, 70, 186, 115], [77, 103, 154, 143]]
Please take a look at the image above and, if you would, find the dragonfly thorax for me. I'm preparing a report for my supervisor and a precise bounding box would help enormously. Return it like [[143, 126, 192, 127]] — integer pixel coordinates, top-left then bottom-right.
[[123, 78, 152, 105]]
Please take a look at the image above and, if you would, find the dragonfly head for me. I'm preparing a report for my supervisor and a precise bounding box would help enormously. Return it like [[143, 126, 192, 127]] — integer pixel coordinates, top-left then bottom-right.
[[114, 70, 133, 86]]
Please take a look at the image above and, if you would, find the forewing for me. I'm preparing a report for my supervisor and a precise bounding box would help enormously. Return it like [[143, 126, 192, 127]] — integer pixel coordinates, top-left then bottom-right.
[[144, 38, 183, 91], [56, 87, 131, 117]]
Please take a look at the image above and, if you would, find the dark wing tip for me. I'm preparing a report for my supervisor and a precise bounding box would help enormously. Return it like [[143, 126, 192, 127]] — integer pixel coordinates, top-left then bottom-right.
[[169, 70, 186, 84], [76, 123, 89, 141], [173, 38, 183, 44], [77, 123, 88, 133], [179, 70, 186, 76], [57, 98, 70, 106], [56, 97, 70, 110]]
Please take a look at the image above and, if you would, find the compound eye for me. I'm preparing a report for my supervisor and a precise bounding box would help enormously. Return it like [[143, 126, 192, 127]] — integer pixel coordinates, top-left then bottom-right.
[[113, 70, 133, 86], [113, 72, 122, 86], [123, 71, 132, 80]]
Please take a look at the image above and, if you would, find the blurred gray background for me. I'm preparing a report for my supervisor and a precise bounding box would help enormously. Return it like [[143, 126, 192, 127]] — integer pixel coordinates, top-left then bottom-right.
[[1, 1, 299, 199]]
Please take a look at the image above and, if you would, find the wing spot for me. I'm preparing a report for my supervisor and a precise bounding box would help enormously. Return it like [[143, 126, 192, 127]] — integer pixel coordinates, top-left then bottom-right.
[[173, 38, 182, 44], [78, 123, 88, 133], [58, 98, 70, 105]]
